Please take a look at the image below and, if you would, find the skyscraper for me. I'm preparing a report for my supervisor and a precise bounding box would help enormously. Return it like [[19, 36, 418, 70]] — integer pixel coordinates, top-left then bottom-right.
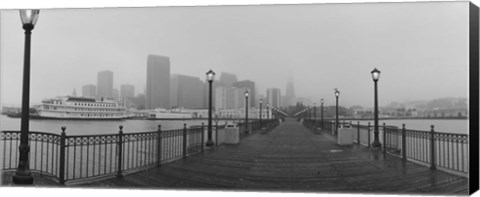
[[120, 84, 135, 99], [97, 70, 113, 100], [146, 55, 170, 109], [82, 84, 96, 98], [219, 72, 238, 87], [267, 88, 281, 108], [233, 80, 255, 108], [170, 74, 205, 109]]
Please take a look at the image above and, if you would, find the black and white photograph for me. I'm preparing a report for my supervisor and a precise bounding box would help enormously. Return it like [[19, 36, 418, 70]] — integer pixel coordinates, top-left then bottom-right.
[[0, 0, 478, 196]]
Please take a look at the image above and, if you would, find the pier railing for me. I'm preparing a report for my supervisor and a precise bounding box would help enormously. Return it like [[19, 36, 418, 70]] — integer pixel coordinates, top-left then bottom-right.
[[1, 119, 279, 185], [302, 119, 469, 176], [2, 124, 205, 184]]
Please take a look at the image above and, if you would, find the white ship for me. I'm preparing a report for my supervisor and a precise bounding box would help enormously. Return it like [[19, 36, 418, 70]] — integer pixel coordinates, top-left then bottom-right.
[[147, 108, 193, 120], [32, 96, 128, 120]]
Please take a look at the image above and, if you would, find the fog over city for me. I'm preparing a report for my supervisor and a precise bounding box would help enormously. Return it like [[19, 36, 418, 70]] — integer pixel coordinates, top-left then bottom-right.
[[0, 2, 469, 108]]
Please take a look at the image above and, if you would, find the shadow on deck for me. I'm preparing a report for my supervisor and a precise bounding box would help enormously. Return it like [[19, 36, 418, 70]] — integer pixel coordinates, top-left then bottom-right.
[[66, 118, 468, 195]]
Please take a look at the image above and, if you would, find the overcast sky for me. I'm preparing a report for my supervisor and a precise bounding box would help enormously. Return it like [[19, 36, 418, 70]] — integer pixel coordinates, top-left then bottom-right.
[[0, 2, 469, 108]]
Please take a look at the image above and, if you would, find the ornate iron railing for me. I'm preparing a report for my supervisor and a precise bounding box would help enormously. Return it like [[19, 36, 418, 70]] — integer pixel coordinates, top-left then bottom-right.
[[302, 119, 469, 176]]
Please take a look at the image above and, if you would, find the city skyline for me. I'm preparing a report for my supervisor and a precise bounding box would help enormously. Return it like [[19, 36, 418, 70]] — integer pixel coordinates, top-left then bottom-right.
[[0, 2, 469, 108]]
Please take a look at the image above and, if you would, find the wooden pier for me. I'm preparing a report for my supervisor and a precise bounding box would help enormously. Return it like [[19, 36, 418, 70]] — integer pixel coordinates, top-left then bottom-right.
[[70, 118, 468, 194]]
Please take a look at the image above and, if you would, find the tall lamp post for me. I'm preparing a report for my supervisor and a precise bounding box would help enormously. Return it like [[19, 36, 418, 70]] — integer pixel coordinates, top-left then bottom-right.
[[244, 90, 249, 134], [313, 103, 317, 121], [334, 89, 340, 135], [13, 9, 40, 185], [205, 69, 215, 147], [320, 98, 324, 130], [371, 68, 381, 148], [259, 99, 263, 127]]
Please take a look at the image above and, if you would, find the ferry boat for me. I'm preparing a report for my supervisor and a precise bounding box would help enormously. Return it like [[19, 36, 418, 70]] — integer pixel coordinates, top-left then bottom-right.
[[32, 96, 128, 120], [147, 108, 193, 120]]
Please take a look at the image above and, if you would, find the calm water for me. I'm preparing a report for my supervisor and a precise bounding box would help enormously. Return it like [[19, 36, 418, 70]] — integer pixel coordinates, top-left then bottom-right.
[[0, 115, 469, 135], [352, 119, 468, 134], [0, 115, 236, 135]]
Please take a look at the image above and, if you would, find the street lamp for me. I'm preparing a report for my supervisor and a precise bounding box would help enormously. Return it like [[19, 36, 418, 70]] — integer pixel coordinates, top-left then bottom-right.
[[334, 89, 340, 135], [244, 90, 249, 134], [371, 68, 381, 148], [313, 102, 317, 121], [205, 69, 215, 147], [13, 9, 40, 185], [320, 98, 324, 130]]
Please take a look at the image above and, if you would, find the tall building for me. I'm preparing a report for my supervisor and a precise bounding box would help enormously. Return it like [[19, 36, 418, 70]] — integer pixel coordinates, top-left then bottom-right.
[[170, 74, 205, 109], [146, 55, 170, 109], [267, 88, 281, 108], [219, 72, 238, 87], [233, 80, 255, 108], [285, 73, 295, 106], [97, 70, 114, 99], [120, 84, 135, 99], [113, 89, 120, 101], [215, 86, 249, 110], [82, 84, 96, 98]]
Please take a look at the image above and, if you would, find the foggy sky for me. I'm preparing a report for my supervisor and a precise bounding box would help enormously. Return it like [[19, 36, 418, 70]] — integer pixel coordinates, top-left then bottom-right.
[[0, 2, 469, 108]]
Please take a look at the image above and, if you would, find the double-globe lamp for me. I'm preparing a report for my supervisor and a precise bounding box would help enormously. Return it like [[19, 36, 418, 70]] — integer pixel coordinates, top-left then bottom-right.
[[13, 9, 40, 185], [206, 70, 215, 147]]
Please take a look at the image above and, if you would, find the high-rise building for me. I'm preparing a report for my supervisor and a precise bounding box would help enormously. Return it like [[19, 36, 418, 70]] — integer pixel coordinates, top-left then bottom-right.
[[82, 84, 96, 98], [233, 80, 255, 108], [146, 55, 170, 109], [267, 88, 281, 108], [219, 72, 238, 87], [97, 70, 114, 99], [285, 73, 295, 107], [215, 86, 249, 110], [170, 74, 205, 109], [120, 84, 135, 99], [113, 89, 120, 101]]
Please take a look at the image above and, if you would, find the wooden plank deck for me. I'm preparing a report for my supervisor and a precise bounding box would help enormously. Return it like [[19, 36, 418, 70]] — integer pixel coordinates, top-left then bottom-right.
[[75, 118, 468, 195]]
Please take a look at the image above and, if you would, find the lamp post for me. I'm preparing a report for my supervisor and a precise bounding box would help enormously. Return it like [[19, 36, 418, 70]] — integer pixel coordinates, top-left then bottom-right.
[[13, 9, 40, 185], [205, 69, 215, 147], [371, 68, 381, 148], [334, 89, 340, 135], [313, 103, 317, 121], [320, 98, 324, 130], [259, 99, 263, 128], [244, 90, 249, 134]]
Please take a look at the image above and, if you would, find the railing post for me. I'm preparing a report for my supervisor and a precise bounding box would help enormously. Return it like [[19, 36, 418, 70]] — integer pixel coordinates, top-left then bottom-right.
[[157, 125, 162, 166], [367, 122, 371, 148], [215, 121, 219, 147], [357, 122, 360, 144], [383, 123, 387, 154], [59, 126, 67, 184], [116, 125, 123, 177], [430, 125, 436, 170], [201, 123, 205, 153], [401, 124, 406, 160], [183, 124, 187, 159]]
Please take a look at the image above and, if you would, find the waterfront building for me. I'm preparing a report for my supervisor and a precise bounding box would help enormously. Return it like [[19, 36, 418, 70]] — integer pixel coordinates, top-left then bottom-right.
[[146, 54, 170, 109], [82, 84, 97, 98], [219, 72, 238, 87], [97, 70, 114, 100], [120, 84, 135, 99], [170, 74, 206, 109], [267, 88, 281, 108], [233, 80, 256, 107]]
